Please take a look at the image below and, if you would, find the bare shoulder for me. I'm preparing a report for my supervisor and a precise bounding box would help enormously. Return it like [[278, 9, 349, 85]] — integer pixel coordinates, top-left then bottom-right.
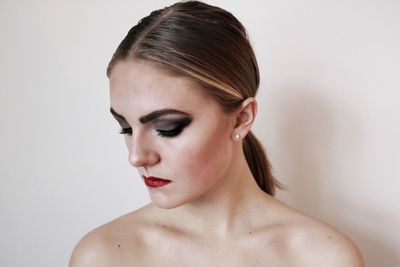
[[69, 227, 114, 267], [287, 219, 364, 266], [69, 205, 151, 267], [269, 200, 364, 267]]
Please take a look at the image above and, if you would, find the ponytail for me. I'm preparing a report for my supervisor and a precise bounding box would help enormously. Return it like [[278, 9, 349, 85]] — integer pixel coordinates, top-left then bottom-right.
[[243, 131, 281, 195]]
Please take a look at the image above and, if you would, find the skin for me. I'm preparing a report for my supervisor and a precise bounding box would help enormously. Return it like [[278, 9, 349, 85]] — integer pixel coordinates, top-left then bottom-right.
[[69, 60, 364, 267]]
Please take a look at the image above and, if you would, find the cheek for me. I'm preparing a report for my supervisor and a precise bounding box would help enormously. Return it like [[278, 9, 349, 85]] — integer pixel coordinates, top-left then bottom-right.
[[171, 130, 232, 185]]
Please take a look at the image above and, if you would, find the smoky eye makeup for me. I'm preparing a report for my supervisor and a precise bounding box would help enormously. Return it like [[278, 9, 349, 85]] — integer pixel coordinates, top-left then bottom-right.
[[117, 121, 132, 135], [154, 117, 192, 138], [110, 107, 193, 138], [119, 126, 132, 135], [117, 117, 192, 138]]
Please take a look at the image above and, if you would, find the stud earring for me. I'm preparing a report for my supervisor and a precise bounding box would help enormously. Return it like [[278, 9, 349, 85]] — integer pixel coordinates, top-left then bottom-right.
[[234, 133, 241, 140]]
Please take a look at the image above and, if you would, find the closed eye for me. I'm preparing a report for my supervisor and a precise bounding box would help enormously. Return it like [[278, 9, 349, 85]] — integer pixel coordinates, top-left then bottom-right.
[[118, 117, 192, 138], [119, 127, 132, 135], [156, 117, 192, 138], [156, 126, 185, 137]]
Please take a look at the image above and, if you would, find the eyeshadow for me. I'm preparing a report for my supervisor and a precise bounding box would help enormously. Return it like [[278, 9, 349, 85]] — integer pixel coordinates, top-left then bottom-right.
[[154, 117, 192, 131]]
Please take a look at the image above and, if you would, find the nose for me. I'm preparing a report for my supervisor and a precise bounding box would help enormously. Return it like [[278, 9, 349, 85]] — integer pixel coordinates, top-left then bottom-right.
[[127, 132, 160, 168]]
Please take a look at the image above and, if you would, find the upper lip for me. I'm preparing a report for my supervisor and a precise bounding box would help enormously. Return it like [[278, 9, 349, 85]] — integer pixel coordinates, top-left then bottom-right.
[[142, 175, 171, 181]]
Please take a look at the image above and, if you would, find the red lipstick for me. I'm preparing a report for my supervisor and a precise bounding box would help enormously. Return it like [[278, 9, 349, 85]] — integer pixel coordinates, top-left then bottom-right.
[[143, 176, 171, 188]]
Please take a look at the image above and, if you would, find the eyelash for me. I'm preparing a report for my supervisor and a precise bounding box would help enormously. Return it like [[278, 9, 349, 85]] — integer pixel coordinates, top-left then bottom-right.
[[118, 124, 189, 138], [119, 128, 132, 135], [156, 126, 185, 138]]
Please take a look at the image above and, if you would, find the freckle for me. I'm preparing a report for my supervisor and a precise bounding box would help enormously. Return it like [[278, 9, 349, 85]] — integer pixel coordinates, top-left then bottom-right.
[[118, 244, 121, 248], [249, 231, 252, 235]]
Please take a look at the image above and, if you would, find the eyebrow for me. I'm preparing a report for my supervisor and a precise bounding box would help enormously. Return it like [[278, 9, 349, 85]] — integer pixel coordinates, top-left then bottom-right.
[[110, 107, 190, 124]]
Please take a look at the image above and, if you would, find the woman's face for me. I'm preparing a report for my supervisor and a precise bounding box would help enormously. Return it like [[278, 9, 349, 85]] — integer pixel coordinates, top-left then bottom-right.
[[109, 60, 238, 209]]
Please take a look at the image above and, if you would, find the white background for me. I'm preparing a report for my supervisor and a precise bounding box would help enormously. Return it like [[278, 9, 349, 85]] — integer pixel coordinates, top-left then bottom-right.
[[0, 0, 399, 266]]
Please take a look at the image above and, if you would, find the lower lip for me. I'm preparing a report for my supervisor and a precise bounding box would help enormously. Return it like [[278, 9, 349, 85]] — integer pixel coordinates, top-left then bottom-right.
[[143, 176, 171, 188]]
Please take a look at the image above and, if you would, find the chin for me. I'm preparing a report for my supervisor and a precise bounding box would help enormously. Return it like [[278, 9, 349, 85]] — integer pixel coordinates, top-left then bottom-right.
[[149, 188, 208, 209], [149, 194, 187, 210]]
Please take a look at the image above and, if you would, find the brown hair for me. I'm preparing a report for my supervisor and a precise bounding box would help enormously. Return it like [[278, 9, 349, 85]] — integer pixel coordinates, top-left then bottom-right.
[[107, 1, 282, 195]]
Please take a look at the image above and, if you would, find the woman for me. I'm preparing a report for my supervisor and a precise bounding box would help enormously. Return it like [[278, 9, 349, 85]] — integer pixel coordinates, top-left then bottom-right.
[[70, 1, 364, 266]]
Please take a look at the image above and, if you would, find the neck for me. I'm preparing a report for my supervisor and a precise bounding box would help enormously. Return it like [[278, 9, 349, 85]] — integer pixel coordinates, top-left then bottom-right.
[[167, 151, 270, 239]]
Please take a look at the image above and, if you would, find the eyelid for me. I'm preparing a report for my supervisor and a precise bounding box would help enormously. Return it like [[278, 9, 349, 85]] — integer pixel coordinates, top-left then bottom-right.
[[119, 127, 132, 135], [153, 117, 192, 129], [116, 121, 131, 131], [116, 116, 192, 137], [154, 117, 192, 138]]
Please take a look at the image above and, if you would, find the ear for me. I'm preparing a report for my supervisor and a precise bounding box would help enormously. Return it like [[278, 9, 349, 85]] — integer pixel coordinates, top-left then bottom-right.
[[232, 97, 257, 141]]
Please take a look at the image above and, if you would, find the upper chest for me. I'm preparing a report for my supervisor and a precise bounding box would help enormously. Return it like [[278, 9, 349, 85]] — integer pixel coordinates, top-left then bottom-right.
[[115, 229, 292, 267]]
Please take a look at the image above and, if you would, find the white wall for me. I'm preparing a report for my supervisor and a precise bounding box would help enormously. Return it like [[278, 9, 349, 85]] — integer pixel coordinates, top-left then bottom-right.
[[0, 1, 399, 266]]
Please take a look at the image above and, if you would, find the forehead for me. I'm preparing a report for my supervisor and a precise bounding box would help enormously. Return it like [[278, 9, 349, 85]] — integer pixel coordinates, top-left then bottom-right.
[[109, 60, 214, 116]]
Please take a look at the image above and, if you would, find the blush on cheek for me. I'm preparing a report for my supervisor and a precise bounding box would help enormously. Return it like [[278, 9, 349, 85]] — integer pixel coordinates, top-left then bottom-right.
[[182, 139, 230, 184]]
